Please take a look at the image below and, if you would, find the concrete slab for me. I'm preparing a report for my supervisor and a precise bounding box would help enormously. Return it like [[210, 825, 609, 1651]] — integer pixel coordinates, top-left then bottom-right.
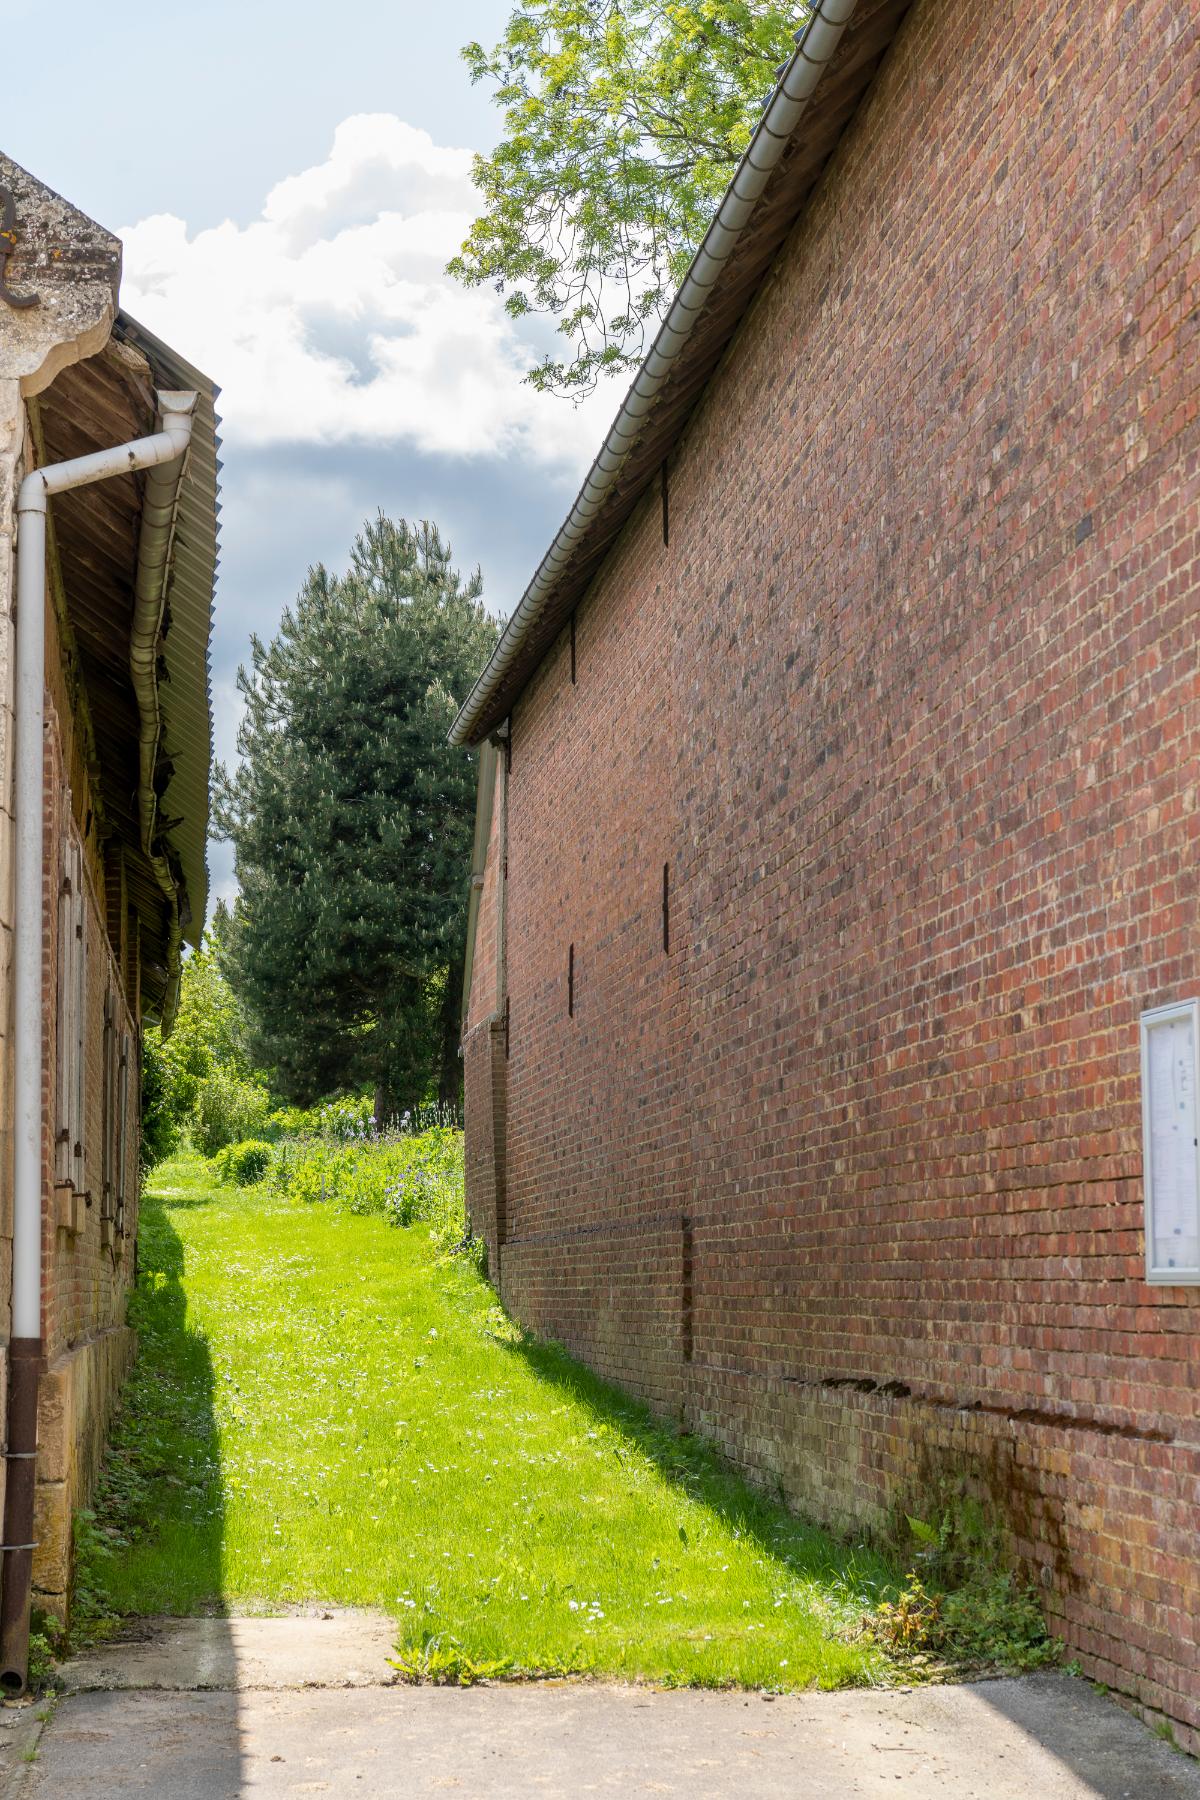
[[15, 1653, 1200, 1800], [56, 1610, 399, 1694]]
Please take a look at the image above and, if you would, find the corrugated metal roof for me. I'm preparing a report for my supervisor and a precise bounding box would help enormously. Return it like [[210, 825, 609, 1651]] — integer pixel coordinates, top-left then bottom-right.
[[449, 0, 911, 746], [113, 313, 219, 947]]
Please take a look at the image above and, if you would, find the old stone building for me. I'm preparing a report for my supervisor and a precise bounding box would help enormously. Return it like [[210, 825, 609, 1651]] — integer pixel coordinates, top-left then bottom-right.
[[454, 0, 1200, 1749], [0, 155, 217, 1678]]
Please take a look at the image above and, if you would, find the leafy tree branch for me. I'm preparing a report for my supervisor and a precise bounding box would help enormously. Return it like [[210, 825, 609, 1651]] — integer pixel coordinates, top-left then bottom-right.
[[449, 1, 804, 396]]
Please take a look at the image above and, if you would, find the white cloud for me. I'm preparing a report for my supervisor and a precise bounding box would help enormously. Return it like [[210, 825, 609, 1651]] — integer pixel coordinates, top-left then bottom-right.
[[118, 114, 608, 471]]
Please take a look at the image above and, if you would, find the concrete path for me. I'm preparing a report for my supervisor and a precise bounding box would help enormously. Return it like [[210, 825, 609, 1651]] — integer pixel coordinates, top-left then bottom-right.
[[8, 1613, 1199, 1799]]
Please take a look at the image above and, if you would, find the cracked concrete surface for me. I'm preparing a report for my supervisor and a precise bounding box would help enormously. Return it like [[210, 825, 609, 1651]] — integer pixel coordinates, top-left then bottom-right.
[[11, 1615, 1200, 1799]]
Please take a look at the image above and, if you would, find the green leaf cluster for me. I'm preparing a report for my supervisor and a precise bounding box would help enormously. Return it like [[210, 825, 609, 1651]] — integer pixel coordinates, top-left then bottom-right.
[[450, 1, 803, 394], [862, 1500, 1058, 1676], [141, 913, 262, 1164], [212, 1139, 274, 1187], [214, 515, 499, 1116]]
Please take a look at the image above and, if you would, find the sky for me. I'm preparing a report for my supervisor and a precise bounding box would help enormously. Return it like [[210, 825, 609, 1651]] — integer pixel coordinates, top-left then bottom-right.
[[1, 0, 616, 908]]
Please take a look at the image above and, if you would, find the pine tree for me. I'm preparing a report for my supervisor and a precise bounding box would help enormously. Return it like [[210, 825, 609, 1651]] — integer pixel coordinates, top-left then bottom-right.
[[214, 515, 498, 1114]]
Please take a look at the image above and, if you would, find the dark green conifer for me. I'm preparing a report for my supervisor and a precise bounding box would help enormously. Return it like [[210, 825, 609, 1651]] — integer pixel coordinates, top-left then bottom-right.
[[215, 515, 497, 1115]]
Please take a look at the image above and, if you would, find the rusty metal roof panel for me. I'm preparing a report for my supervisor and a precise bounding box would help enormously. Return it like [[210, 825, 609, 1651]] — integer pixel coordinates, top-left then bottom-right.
[[114, 312, 219, 948]]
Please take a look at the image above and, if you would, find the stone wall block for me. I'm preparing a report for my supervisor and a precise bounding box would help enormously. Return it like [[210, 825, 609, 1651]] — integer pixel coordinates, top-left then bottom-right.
[[0, 157, 120, 395]]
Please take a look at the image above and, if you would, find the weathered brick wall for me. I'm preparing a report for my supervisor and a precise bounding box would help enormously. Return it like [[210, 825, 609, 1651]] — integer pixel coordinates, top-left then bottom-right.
[[504, 1217, 686, 1414], [474, 0, 1200, 1744], [0, 166, 140, 1624], [35, 605, 140, 1615], [43, 800, 139, 1357], [42, 605, 140, 1365]]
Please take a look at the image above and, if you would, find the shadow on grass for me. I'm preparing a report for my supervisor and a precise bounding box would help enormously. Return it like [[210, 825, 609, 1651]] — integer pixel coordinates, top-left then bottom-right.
[[139, 1193, 222, 1210], [74, 1182, 226, 1631], [53, 1178, 247, 1793], [504, 1331, 900, 1608]]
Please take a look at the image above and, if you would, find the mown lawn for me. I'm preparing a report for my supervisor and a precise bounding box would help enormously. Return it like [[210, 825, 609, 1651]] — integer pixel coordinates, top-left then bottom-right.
[[83, 1153, 904, 1689]]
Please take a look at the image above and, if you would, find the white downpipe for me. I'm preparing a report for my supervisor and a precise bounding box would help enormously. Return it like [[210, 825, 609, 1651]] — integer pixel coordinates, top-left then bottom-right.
[[11, 399, 195, 1340], [449, 0, 860, 746]]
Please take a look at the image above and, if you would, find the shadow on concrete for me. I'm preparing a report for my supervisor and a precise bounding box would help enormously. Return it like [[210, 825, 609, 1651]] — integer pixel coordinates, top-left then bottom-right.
[[956, 1672, 1200, 1800]]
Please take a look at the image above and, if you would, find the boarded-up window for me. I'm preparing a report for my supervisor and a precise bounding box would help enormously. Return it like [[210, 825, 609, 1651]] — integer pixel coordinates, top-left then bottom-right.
[[101, 987, 115, 1245], [116, 1029, 131, 1239], [99, 993, 130, 1249], [56, 834, 87, 1192]]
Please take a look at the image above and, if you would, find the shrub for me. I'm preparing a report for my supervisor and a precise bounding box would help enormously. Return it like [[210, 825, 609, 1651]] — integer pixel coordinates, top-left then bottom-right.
[[264, 1105, 310, 1140], [140, 1033, 182, 1167], [214, 1140, 274, 1187], [139, 924, 260, 1162], [865, 1567, 1056, 1673], [862, 1497, 1058, 1675], [192, 1067, 270, 1157], [261, 1096, 376, 1142]]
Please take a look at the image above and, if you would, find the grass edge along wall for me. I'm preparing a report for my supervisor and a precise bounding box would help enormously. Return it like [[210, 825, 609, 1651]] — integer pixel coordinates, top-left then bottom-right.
[[460, 0, 1200, 1753]]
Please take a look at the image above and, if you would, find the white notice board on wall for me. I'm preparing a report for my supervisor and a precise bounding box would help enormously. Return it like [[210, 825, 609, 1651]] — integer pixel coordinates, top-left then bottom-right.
[[1140, 999, 1200, 1285]]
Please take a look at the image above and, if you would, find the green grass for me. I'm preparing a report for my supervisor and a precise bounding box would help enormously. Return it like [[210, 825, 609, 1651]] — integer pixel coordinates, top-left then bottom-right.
[[80, 1153, 905, 1689]]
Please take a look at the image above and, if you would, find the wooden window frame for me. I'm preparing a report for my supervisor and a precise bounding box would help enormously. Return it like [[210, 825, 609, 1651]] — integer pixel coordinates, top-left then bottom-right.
[[56, 834, 88, 1190], [115, 1029, 130, 1239]]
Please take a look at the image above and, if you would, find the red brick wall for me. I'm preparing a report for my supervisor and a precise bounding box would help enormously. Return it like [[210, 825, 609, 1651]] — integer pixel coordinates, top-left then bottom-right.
[[471, 0, 1200, 1743]]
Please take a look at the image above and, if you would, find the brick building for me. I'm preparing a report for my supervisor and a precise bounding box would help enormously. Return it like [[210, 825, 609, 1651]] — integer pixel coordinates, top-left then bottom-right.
[[453, 0, 1200, 1747], [0, 156, 217, 1674]]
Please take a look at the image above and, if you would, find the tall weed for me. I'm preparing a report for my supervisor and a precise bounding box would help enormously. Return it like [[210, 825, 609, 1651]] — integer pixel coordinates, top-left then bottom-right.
[[273, 1127, 474, 1260]]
